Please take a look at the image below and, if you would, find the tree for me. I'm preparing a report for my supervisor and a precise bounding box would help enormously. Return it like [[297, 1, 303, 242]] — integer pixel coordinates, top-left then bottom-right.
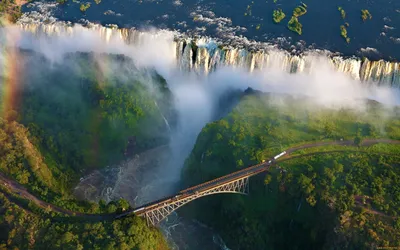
[[61, 232, 75, 243], [306, 195, 317, 206], [354, 136, 362, 147], [264, 174, 272, 186], [107, 203, 117, 213], [298, 174, 315, 194], [117, 199, 130, 212]]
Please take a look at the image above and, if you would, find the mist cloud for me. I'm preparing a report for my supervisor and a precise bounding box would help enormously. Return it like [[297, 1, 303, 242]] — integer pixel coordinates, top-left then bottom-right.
[[1, 23, 399, 204]]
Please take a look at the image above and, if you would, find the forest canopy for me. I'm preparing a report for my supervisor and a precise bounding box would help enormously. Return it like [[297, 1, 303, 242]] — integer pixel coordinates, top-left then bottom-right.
[[181, 91, 400, 249], [0, 52, 173, 249]]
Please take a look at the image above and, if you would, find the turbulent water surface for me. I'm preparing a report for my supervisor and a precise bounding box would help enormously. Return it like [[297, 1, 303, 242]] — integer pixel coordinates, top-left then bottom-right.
[[21, 0, 400, 60], [5, 1, 400, 249]]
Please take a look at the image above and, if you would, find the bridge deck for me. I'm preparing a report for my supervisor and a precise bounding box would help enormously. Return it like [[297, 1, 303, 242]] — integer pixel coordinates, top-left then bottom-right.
[[127, 158, 276, 217]]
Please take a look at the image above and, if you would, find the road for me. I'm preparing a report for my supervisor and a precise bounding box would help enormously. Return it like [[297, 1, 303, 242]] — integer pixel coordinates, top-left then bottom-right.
[[0, 172, 112, 220], [285, 138, 400, 154], [122, 138, 400, 218], [0, 138, 399, 220]]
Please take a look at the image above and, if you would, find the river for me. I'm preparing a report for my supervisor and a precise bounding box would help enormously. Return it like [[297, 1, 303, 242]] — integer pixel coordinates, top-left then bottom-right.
[[14, 1, 400, 249]]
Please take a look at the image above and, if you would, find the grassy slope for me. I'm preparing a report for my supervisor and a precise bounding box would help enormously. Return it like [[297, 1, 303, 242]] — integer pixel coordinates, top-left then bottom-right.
[[181, 92, 400, 249]]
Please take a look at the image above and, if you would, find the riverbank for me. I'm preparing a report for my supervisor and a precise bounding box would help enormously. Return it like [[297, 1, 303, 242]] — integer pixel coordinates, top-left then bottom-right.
[[0, 0, 25, 23]]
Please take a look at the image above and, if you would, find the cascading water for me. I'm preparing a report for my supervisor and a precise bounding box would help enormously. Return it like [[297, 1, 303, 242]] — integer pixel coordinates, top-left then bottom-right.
[[9, 21, 399, 250], [15, 22, 400, 87]]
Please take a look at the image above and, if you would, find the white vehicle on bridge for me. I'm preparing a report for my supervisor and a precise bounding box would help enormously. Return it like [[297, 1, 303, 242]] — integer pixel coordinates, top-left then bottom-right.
[[133, 207, 145, 213], [273, 151, 286, 160]]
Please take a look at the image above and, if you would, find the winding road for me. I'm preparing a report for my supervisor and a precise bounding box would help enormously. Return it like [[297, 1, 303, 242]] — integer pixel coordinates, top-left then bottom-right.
[[0, 138, 399, 220]]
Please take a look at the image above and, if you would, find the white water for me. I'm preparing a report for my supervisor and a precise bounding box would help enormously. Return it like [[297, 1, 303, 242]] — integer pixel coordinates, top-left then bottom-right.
[[4, 20, 399, 250], [13, 22, 400, 87], [155, 100, 172, 132]]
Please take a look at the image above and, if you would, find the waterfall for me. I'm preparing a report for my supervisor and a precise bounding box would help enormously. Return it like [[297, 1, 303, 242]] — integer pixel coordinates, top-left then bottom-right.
[[154, 101, 171, 132], [15, 22, 400, 87]]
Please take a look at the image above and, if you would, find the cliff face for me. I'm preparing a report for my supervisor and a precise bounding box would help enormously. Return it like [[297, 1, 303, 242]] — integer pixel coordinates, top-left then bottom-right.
[[181, 92, 400, 249]]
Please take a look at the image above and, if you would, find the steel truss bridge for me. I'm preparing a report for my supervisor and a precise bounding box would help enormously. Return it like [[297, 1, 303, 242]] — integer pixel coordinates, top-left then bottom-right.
[[116, 152, 286, 226]]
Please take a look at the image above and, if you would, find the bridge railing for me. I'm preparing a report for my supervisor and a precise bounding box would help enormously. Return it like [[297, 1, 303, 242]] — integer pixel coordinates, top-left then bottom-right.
[[179, 160, 271, 194], [129, 154, 284, 216], [135, 165, 273, 218]]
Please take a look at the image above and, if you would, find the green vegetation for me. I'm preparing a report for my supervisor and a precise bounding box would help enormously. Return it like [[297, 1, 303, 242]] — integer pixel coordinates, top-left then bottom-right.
[[0, 192, 168, 249], [18, 54, 171, 176], [273, 9, 286, 23], [80, 2, 91, 12], [57, 0, 67, 4], [0, 117, 169, 249], [181, 91, 400, 249], [338, 6, 346, 19], [293, 6, 307, 17], [338, 6, 350, 43], [244, 2, 254, 16], [361, 9, 372, 21], [0, 53, 173, 248], [5, 54, 171, 208], [94, 0, 101, 4], [0, 0, 22, 23], [288, 16, 302, 35], [287, 4, 307, 35], [340, 25, 351, 44]]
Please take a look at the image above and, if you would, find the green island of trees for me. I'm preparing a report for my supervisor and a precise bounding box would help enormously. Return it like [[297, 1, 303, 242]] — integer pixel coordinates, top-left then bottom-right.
[[338, 6, 346, 19], [340, 25, 351, 44], [361, 9, 372, 21], [80, 2, 91, 12], [0, 53, 173, 249], [273, 9, 286, 23], [288, 17, 303, 35], [181, 89, 400, 249], [293, 5, 307, 17], [287, 4, 307, 35], [244, 2, 253, 16]]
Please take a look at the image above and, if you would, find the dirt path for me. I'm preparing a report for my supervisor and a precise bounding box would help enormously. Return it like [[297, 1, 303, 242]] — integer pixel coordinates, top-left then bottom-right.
[[0, 139, 399, 219], [353, 195, 395, 219], [0, 172, 73, 215], [0, 172, 109, 220], [285, 138, 400, 154]]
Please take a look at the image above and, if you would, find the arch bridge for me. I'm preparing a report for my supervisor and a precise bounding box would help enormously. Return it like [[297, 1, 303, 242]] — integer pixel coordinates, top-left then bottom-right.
[[116, 151, 287, 226]]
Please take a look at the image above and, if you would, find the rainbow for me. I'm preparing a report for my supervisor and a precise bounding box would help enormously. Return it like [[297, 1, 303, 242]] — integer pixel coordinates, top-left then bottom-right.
[[0, 22, 22, 119]]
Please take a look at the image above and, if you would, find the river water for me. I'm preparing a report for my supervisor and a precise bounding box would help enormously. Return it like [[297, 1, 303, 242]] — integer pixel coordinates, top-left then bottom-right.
[[15, 1, 400, 249], [22, 0, 400, 60]]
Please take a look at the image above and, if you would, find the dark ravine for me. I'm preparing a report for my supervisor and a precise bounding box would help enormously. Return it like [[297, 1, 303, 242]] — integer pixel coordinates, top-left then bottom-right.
[[1, 139, 399, 220], [1, 10, 400, 248]]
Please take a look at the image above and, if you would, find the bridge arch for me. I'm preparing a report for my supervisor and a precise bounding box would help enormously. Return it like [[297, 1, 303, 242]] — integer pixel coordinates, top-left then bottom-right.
[[141, 177, 250, 226]]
